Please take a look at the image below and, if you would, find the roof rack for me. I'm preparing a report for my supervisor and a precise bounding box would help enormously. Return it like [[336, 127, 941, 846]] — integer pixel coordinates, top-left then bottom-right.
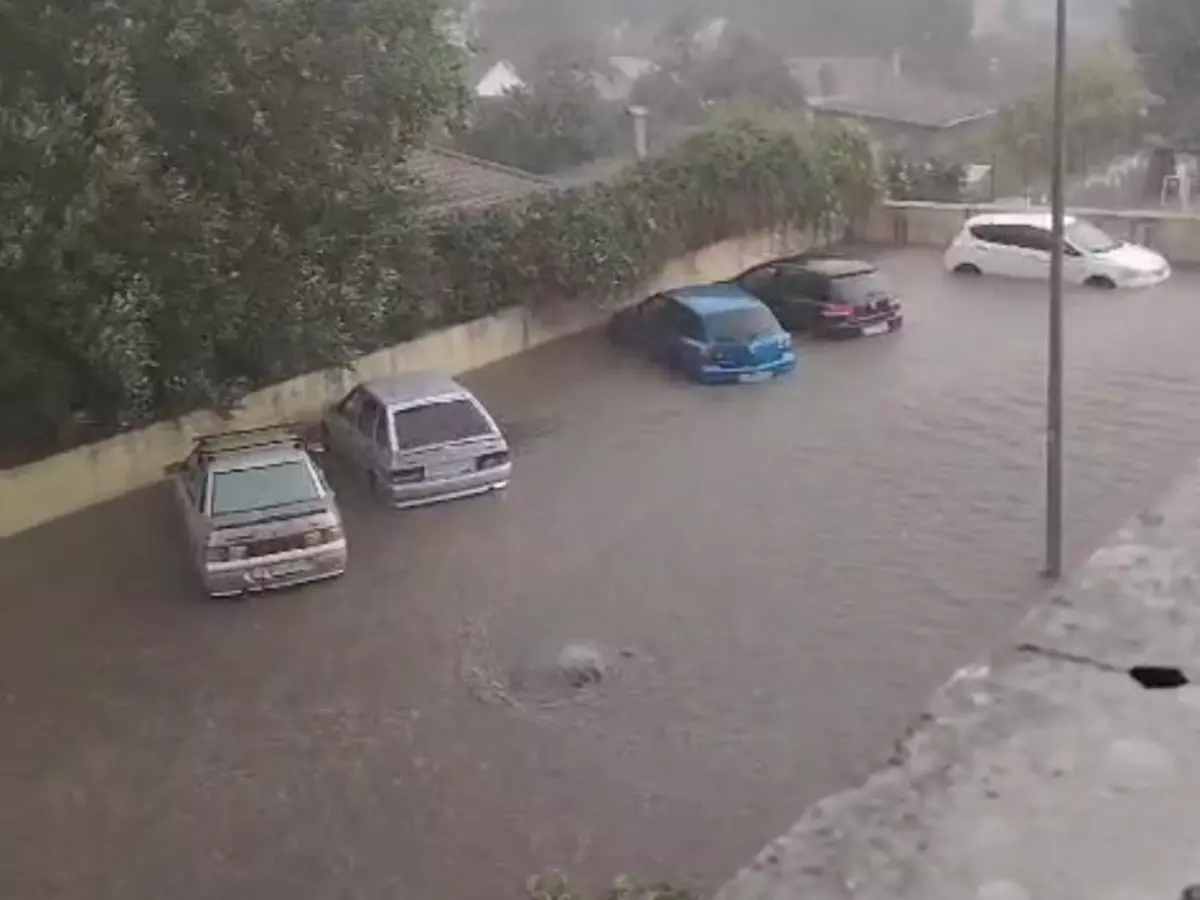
[[194, 423, 308, 457]]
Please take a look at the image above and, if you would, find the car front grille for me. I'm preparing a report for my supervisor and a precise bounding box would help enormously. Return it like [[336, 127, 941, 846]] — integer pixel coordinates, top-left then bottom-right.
[[246, 533, 308, 558]]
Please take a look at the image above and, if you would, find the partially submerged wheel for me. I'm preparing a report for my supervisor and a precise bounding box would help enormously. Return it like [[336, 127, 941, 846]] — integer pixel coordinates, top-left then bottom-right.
[[1085, 275, 1116, 290], [953, 262, 981, 276]]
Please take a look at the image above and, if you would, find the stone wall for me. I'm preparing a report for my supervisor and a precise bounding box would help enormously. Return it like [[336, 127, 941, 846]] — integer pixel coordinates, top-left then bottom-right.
[[715, 463, 1200, 900], [0, 228, 816, 539]]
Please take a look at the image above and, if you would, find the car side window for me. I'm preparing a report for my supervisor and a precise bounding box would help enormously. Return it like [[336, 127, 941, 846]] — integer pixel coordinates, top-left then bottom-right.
[[357, 395, 382, 438], [740, 265, 778, 292], [780, 270, 820, 300], [639, 295, 668, 322], [971, 224, 1008, 246], [666, 301, 705, 340], [184, 458, 206, 509], [1013, 226, 1053, 253], [373, 407, 392, 450]]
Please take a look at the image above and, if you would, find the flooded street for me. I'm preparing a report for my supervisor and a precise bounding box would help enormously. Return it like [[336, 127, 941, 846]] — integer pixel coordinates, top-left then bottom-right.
[[5, 248, 1200, 900]]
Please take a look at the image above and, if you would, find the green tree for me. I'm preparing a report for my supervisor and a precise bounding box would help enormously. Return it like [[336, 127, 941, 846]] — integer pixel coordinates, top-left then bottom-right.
[[458, 38, 623, 173], [0, 0, 464, 446], [1124, 0, 1200, 138], [992, 54, 1144, 191]]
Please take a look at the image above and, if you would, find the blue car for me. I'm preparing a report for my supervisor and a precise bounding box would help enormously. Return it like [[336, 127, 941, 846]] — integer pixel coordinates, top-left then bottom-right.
[[606, 284, 797, 384]]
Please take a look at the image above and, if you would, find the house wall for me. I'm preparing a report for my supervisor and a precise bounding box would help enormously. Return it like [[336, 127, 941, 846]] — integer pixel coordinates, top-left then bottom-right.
[[814, 111, 994, 164]]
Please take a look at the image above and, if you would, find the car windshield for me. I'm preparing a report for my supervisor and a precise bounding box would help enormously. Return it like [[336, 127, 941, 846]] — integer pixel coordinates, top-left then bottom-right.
[[704, 306, 780, 342], [210, 460, 321, 515], [393, 398, 493, 450], [830, 271, 889, 303], [1065, 220, 1121, 254]]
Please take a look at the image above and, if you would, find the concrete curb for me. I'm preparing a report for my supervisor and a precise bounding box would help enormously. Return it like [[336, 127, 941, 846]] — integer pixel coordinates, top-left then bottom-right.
[[715, 460, 1200, 900]]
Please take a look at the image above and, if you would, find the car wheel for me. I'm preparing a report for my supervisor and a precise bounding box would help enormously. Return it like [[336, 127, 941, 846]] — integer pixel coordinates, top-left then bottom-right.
[[1085, 275, 1116, 290], [953, 262, 982, 276]]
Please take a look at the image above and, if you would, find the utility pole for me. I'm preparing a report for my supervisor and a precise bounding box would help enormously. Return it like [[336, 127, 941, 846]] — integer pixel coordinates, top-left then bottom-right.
[[1044, 0, 1067, 579]]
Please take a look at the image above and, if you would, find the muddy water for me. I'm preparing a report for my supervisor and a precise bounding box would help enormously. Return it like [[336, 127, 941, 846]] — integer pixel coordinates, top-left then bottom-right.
[[4, 249, 1200, 900]]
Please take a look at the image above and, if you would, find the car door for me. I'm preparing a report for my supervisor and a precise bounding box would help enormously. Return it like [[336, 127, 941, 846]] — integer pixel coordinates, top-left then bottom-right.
[[631, 295, 673, 357], [1061, 241, 1089, 284], [1008, 225, 1053, 279], [736, 265, 782, 305], [971, 224, 1023, 277], [179, 455, 210, 571], [328, 387, 366, 458], [370, 401, 395, 473], [351, 394, 386, 478], [663, 300, 708, 370], [775, 270, 828, 330]]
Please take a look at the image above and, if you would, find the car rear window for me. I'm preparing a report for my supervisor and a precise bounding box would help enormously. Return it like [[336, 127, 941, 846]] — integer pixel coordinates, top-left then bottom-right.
[[830, 271, 889, 303], [392, 398, 493, 450], [703, 306, 780, 342], [210, 460, 321, 515]]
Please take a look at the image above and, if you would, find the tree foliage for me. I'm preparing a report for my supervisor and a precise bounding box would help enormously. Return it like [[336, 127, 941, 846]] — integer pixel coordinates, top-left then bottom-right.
[[630, 24, 804, 125], [457, 39, 624, 174], [991, 54, 1145, 189], [0, 0, 464, 450], [1124, 0, 1200, 139], [3, 105, 874, 460]]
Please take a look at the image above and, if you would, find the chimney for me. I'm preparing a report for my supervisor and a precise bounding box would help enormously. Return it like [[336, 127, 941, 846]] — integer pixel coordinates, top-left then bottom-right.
[[891, 50, 902, 79], [627, 105, 649, 160]]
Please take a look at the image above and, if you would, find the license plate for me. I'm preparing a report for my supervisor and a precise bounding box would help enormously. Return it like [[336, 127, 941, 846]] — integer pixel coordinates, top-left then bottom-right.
[[738, 371, 772, 383], [268, 560, 313, 579], [861, 323, 889, 337], [428, 463, 472, 479]]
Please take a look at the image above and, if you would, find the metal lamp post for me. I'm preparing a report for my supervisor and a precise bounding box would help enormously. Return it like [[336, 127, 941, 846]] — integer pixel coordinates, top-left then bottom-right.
[[1044, 0, 1067, 579]]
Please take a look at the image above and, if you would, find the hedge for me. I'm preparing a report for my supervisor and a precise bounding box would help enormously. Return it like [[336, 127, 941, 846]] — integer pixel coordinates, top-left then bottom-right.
[[2, 119, 875, 463], [425, 119, 876, 330]]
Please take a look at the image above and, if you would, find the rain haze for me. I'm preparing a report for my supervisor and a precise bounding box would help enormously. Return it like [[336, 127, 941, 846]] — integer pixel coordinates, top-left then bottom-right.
[[2, 0, 1198, 898]]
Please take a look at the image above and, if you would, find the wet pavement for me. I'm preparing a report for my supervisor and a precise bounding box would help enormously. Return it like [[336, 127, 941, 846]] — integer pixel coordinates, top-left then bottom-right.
[[5, 248, 1200, 900]]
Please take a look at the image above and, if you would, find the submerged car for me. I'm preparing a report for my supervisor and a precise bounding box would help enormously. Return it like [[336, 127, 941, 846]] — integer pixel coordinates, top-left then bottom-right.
[[166, 425, 347, 599], [322, 372, 511, 509], [944, 212, 1171, 288], [606, 284, 796, 384], [729, 254, 903, 338]]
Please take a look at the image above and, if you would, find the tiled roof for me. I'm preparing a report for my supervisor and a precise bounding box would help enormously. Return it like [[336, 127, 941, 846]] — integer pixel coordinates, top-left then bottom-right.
[[406, 146, 554, 214], [810, 84, 996, 129]]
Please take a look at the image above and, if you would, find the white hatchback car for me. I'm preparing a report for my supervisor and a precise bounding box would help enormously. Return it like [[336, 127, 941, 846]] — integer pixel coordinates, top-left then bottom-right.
[[944, 212, 1171, 288]]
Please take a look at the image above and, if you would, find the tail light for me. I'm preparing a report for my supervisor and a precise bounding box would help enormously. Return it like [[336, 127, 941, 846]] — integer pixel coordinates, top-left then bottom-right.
[[477, 450, 509, 470], [821, 304, 855, 317], [390, 466, 424, 484]]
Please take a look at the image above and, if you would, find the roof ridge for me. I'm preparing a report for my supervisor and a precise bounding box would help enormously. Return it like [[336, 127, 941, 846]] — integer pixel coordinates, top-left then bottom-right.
[[414, 146, 554, 187]]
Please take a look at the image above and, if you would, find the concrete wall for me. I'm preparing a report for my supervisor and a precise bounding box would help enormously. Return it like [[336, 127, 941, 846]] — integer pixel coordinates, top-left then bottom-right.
[[868, 200, 1200, 265], [716, 463, 1200, 900], [0, 228, 817, 539]]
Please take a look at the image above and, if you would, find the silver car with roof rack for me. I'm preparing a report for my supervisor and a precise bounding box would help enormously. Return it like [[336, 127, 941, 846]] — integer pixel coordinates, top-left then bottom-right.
[[165, 424, 348, 599], [321, 372, 511, 509]]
